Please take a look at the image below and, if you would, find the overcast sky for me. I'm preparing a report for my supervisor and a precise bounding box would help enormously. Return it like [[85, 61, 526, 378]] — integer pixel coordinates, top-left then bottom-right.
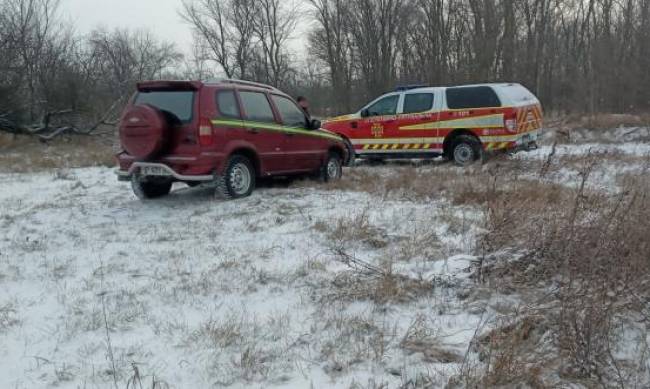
[[61, 0, 310, 62]]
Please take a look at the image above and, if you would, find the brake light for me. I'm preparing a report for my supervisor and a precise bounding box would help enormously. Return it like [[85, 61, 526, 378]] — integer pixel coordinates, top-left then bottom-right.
[[504, 112, 517, 133], [199, 118, 214, 146]]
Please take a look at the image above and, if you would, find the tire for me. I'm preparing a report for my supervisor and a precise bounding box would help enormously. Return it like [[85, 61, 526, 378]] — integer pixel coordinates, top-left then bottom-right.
[[131, 176, 172, 199], [119, 104, 170, 160], [343, 139, 356, 167], [320, 152, 343, 182], [451, 135, 482, 167], [218, 155, 255, 199]]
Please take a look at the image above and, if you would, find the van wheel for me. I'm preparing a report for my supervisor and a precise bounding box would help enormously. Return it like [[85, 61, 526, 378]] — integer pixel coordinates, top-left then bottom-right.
[[219, 155, 255, 199], [131, 176, 172, 199], [320, 152, 343, 182], [451, 135, 482, 167]]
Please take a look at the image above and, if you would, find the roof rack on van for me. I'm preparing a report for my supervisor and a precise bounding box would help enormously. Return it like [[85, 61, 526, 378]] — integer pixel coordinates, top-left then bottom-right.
[[395, 84, 428, 92], [218, 79, 279, 91]]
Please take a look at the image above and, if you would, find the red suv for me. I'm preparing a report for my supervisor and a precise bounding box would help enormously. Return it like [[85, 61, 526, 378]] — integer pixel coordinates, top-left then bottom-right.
[[116, 80, 347, 199]]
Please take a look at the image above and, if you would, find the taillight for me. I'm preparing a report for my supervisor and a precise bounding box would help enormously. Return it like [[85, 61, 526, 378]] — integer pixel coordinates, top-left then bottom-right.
[[199, 118, 214, 146], [504, 112, 517, 133]]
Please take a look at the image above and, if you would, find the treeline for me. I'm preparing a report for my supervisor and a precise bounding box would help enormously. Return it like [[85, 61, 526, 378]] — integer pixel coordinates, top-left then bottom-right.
[[183, 0, 650, 115], [306, 0, 650, 114], [2, 0, 650, 128], [0, 0, 181, 127]]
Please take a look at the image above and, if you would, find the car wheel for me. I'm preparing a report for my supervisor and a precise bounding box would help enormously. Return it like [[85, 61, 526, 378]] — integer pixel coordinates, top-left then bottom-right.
[[343, 139, 356, 167], [320, 152, 343, 182], [219, 155, 255, 199], [131, 176, 172, 199], [451, 135, 482, 167]]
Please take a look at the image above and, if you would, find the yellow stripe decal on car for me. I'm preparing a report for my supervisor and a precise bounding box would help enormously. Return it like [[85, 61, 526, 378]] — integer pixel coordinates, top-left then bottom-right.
[[351, 137, 444, 145], [211, 119, 343, 141], [399, 114, 505, 131]]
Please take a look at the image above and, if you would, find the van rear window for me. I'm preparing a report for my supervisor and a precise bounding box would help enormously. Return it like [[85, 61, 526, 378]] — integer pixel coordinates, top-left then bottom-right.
[[446, 86, 501, 109], [135, 91, 194, 123]]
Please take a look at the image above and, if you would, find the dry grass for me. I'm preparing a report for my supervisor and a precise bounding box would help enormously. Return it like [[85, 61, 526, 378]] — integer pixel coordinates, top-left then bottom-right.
[[325, 207, 389, 250], [325, 267, 433, 305], [0, 132, 115, 172], [462, 157, 650, 386], [400, 314, 463, 364]]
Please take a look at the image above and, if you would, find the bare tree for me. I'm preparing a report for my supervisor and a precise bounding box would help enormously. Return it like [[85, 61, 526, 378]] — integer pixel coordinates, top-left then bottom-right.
[[88, 28, 182, 99], [308, 0, 356, 112], [180, 0, 256, 79], [251, 0, 297, 87]]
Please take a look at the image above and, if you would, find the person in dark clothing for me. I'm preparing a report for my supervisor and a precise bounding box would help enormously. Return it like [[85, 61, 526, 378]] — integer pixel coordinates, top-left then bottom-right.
[[296, 96, 310, 117]]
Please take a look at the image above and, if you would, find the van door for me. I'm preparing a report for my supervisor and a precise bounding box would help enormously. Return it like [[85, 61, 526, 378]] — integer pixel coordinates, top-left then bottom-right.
[[356, 94, 401, 155], [397, 91, 439, 152]]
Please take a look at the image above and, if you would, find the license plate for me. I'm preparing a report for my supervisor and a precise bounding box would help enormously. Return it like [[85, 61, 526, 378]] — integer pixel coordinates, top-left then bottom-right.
[[141, 166, 171, 176]]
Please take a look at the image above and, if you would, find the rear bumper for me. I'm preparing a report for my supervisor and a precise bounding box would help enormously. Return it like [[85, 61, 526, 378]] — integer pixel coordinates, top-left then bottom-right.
[[116, 151, 224, 181], [116, 162, 215, 182]]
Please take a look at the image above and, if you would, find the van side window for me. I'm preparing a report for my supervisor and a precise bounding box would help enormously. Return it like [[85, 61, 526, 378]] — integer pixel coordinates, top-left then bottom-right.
[[271, 95, 307, 128], [239, 91, 276, 123], [216, 90, 241, 119], [403, 93, 434, 114], [366, 95, 399, 116], [446, 86, 501, 109]]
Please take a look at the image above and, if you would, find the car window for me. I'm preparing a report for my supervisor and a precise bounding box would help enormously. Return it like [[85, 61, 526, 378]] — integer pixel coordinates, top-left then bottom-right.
[[366, 95, 399, 116], [446, 86, 501, 109], [135, 91, 194, 123], [271, 95, 307, 128], [216, 90, 241, 119], [239, 91, 276, 122], [403, 93, 434, 114]]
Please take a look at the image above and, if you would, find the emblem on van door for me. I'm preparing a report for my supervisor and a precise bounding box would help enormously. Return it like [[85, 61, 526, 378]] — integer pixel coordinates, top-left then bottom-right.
[[371, 123, 384, 138]]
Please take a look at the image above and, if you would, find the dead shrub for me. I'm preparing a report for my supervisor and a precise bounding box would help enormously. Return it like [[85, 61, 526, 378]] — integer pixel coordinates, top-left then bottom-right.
[[400, 314, 463, 364], [476, 315, 550, 388], [474, 157, 650, 385], [327, 207, 388, 249], [324, 250, 433, 304], [327, 269, 432, 305]]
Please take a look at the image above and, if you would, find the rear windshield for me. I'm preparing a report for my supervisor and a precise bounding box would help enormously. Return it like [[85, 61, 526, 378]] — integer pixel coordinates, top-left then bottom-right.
[[135, 91, 194, 123], [446, 86, 501, 109]]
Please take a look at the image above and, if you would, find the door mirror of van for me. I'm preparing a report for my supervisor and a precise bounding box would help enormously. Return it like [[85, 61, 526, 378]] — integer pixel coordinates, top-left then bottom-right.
[[360, 108, 369, 118], [310, 119, 321, 130]]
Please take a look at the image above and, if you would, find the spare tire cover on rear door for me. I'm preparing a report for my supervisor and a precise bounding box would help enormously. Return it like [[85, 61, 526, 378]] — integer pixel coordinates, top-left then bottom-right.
[[119, 104, 169, 160]]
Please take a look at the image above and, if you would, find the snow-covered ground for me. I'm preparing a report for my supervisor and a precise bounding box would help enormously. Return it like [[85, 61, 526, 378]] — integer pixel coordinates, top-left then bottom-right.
[[1, 133, 648, 388], [0, 167, 500, 388]]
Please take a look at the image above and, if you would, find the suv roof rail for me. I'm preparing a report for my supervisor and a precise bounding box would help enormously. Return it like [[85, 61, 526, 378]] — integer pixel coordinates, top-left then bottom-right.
[[395, 84, 429, 92], [216, 79, 280, 92]]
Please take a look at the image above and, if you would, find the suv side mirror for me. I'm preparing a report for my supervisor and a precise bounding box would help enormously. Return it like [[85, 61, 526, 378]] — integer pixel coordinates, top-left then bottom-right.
[[360, 109, 369, 118], [310, 119, 321, 130]]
